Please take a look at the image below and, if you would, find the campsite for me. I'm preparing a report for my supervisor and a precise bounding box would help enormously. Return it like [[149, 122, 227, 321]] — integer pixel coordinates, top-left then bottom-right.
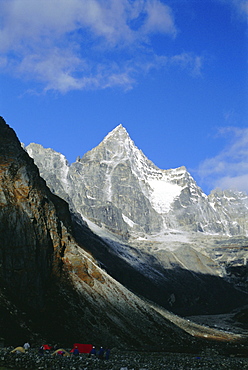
[[0, 343, 248, 369]]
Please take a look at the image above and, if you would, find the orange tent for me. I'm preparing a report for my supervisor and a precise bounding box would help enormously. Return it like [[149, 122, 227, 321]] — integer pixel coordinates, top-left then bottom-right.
[[52, 348, 70, 356], [11, 347, 25, 354]]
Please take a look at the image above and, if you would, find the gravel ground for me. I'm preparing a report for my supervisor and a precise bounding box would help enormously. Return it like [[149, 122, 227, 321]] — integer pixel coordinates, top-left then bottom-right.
[[0, 348, 248, 370]]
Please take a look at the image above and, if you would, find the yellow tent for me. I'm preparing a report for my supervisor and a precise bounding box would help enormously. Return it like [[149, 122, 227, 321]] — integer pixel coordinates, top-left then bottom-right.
[[11, 346, 25, 354], [52, 348, 70, 357]]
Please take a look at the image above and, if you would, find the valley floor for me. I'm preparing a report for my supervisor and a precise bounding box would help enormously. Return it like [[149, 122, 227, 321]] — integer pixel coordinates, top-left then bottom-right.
[[0, 348, 248, 370]]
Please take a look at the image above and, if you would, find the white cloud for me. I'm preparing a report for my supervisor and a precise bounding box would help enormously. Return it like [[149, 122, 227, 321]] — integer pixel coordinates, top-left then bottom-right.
[[216, 0, 248, 17], [229, 0, 248, 15], [170, 53, 203, 76], [214, 174, 248, 192], [141, 1, 177, 36], [0, 0, 201, 92], [197, 127, 248, 194]]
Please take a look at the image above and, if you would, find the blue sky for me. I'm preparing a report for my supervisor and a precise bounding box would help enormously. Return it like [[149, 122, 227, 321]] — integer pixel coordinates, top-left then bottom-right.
[[0, 0, 247, 195]]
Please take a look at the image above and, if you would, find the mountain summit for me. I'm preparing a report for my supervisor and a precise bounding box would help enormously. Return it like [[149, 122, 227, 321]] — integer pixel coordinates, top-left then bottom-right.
[[27, 124, 248, 237], [103, 123, 131, 143]]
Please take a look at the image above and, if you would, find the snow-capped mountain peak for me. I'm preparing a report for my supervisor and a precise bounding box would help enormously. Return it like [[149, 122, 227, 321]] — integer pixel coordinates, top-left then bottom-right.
[[99, 126, 204, 215], [26, 125, 248, 237], [103, 123, 129, 141]]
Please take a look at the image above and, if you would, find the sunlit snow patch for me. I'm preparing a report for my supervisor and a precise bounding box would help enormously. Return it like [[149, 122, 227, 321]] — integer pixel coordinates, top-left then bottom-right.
[[147, 178, 182, 213], [122, 214, 136, 227]]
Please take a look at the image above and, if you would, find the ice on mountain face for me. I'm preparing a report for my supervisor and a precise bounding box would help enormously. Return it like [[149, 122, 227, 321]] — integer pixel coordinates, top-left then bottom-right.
[[147, 178, 182, 213], [136, 230, 190, 246], [122, 213, 136, 228]]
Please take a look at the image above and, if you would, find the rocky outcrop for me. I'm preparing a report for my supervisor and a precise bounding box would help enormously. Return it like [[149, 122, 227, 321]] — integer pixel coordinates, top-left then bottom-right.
[[208, 189, 248, 235]]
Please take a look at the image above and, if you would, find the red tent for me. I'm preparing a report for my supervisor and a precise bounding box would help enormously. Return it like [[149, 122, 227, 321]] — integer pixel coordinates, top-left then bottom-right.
[[43, 344, 52, 351], [72, 343, 93, 354]]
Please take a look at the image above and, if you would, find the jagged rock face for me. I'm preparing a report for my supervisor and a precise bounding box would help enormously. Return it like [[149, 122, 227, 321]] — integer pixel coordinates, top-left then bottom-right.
[[208, 189, 248, 235], [1, 117, 198, 348]]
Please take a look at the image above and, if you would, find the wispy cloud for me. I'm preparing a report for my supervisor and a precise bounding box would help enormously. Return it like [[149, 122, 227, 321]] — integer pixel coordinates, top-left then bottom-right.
[[0, 0, 202, 92], [170, 53, 203, 76], [197, 127, 248, 194], [229, 0, 248, 15], [217, 0, 248, 17]]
